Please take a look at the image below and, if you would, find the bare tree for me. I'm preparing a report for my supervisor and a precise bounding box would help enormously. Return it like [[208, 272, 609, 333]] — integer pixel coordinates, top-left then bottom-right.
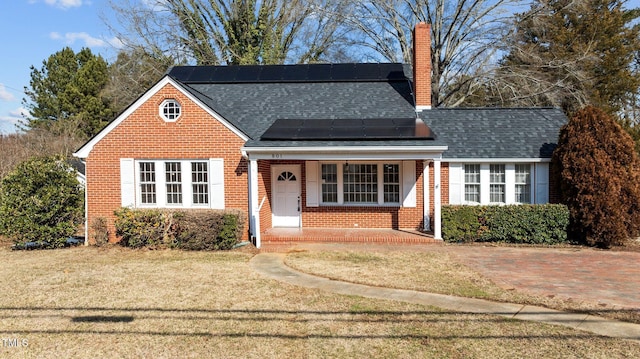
[[347, 0, 527, 107], [106, 0, 354, 66]]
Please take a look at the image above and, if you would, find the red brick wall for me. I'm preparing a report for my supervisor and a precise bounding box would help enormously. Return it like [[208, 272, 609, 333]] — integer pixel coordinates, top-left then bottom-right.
[[85, 83, 249, 243]]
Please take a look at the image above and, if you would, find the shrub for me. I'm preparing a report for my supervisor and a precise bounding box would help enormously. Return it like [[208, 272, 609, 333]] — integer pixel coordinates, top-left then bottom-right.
[[552, 106, 640, 247], [113, 208, 175, 248], [442, 204, 569, 245], [0, 155, 84, 248], [90, 217, 110, 246], [114, 208, 245, 250]]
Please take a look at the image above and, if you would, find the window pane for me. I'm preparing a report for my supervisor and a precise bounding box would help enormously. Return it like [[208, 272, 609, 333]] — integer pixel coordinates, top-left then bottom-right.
[[464, 164, 480, 203], [165, 162, 182, 204], [321, 164, 338, 203], [343, 164, 377, 203], [192, 162, 209, 204], [383, 164, 400, 203], [139, 162, 156, 204], [490, 164, 505, 203], [515, 164, 531, 203]]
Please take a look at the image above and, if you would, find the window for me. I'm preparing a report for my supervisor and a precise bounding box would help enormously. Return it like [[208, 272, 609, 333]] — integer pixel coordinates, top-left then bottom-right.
[[515, 164, 531, 203], [160, 99, 181, 121], [343, 163, 378, 203], [318, 162, 402, 205], [321, 164, 338, 203], [139, 162, 156, 204], [192, 162, 209, 204], [464, 164, 480, 203], [383, 164, 400, 203], [136, 160, 214, 207], [165, 162, 182, 204], [490, 164, 505, 203]]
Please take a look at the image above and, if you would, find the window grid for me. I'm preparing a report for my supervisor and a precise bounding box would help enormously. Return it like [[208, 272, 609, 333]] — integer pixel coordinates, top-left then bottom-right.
[[161, 100, 181, 121], [191, 162, 209, 204], [343, 164, 378, 203], [383, 164, 400, 203], [165, 162, 182, 204], [321, 164, 338, 203], [515, 164, 531, 204], [464, 164, 480, 203], [139, 162, 156, 204], [489, 164, 505, 203]]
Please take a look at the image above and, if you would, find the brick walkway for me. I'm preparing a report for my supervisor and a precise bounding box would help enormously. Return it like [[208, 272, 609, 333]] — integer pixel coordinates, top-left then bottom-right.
[[444, 246, 640, 310]]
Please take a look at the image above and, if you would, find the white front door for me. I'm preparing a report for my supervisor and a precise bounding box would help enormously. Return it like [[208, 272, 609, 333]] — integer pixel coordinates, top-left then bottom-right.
[[272, 165, 301, 227]]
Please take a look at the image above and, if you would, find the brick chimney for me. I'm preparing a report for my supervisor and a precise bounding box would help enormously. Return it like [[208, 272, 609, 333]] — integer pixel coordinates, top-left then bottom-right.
[[413, 22, 431, 111]]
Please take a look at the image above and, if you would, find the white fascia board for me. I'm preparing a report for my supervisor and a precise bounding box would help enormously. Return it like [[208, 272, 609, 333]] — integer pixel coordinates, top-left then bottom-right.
[[73, 76, 248, 158], [242, 145, 448, 160], [445, 158, 551, 163]]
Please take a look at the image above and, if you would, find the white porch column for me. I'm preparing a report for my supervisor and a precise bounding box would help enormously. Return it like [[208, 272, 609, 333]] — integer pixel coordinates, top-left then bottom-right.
[[248, 159, 261, 248], [433, 158, 442, 240], [423, 161, 431, 231]]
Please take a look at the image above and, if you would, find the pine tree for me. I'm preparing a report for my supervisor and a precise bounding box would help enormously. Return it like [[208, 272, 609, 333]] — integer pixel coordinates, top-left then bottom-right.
[[23, 47, 113, 138], [497, 0, 640, 114]]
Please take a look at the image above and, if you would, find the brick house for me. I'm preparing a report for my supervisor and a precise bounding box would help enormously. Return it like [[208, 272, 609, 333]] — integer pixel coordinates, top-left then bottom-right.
[[73, 23, 566, 247]]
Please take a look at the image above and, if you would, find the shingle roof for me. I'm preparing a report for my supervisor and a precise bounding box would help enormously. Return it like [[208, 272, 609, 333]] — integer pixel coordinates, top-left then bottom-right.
[[169, 64, 567, 159], [423, 107, 566, 159]]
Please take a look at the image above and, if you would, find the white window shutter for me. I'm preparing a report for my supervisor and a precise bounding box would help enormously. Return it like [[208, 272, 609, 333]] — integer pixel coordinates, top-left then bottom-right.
[[120, 158, 135, 207], [448, 163, 463, 204], [535, 163, 549, 204], [402, 161, 416, 207], [306, 161, 319, 207], [210, 158, 225, 209]]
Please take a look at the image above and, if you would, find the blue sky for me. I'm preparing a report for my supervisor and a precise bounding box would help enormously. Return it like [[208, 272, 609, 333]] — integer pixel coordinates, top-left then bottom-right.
[[2, 0, 640, 135], [0, 0, 121, 134]]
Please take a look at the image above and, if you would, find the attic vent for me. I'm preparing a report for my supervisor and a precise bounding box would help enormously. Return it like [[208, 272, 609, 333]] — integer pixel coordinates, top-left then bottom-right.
[[160, 99, 181, 122]]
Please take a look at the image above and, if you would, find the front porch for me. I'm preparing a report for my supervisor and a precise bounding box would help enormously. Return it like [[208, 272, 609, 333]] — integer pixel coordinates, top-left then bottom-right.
[[261, 228, 439, 245]]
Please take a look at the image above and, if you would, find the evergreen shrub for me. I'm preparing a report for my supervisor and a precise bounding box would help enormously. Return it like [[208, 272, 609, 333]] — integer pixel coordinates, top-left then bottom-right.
[[442, 204, 569, 244]]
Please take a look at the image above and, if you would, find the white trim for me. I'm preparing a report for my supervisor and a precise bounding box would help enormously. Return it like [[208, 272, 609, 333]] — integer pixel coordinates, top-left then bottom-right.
[[74, 76, 249, 158], [446, 158, 551, 163], [423, 162, 430, 231], [248, 159, 261, 247], [242, 146, 447, 161], [415, 105, 432, 111], [315, 161, 405, 207], [433, 159, 442, 240]]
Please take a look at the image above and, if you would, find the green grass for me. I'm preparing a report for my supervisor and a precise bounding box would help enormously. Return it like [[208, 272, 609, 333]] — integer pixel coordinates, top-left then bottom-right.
[[0, 246, 638, 358]]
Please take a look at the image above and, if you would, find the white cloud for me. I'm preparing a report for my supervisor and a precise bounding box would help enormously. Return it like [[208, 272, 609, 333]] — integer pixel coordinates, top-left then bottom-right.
[[44, 0, 84, 9], [0, 107, 27, 134], [50, 32, 122, 49], [0, 84, 15, 102]]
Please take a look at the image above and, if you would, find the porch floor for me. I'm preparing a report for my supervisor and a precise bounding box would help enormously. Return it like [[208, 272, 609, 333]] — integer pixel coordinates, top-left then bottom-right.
[[261, 228, 439, 248]]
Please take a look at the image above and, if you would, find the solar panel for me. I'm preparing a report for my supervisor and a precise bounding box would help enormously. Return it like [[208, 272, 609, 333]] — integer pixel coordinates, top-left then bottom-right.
[[261, 118, 435, 140], [169, 63, 410, 83], [234, 65, 262, 82], [259, 65, 286, 81], [211, 66, 239, 82], [307, 64, 333, 81], [330, 64, 357, 81]]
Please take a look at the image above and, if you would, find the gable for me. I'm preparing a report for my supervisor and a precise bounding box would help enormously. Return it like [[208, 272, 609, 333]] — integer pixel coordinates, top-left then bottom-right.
[[74, 76, 249, 159]]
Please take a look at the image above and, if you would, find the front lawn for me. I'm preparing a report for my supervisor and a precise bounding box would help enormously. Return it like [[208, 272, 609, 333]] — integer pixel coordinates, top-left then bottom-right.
[[0, 247, 638, 358]]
